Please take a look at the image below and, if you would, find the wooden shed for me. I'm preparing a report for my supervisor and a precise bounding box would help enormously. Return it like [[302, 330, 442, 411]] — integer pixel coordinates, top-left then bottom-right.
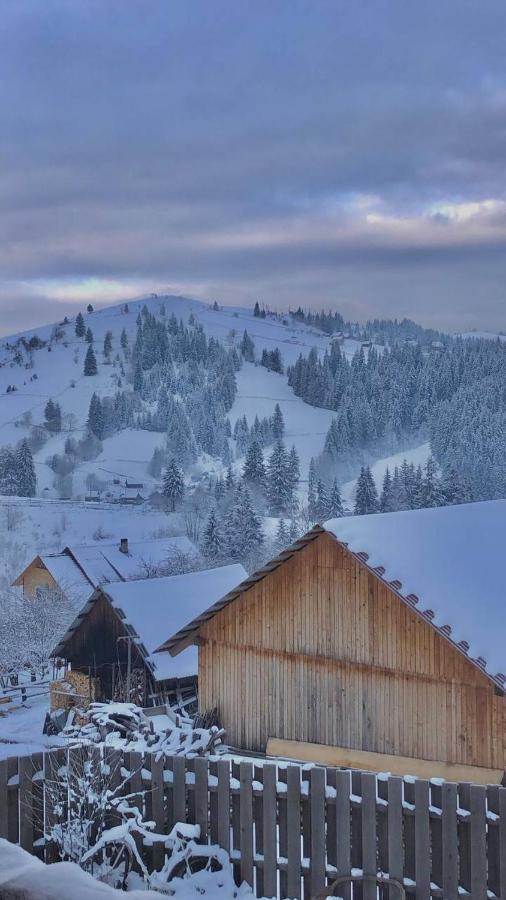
[[52, 563, 246, 712], [161, 501, 506, 783]]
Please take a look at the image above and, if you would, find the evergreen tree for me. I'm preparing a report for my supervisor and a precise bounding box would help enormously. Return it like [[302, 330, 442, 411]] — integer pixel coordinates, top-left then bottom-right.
[[75, 312, 85, 337], [87, 393, 104, 439], [254, 301, 261, 317], [420, 456, 444, 508], [380, 467, 394, 512], [44, 399, 62, 434], [83, 345, 98, 376], [0, 447, 17, 495], [243, 440, 266, 485], [240, 330, 255, 362], [274, 518, 289, 553], [354, 466, 379, 515], [133, 361, 143, 393], [85, 327, 94, 343], [315, 479, 331, 521], [162, 458, 185, 511], [328, 478, 344, 518], [222, 483, 263, 561], [201, 507, 223, 560], [225, 465, 235, 492], [272, 403, 285, 439], [307, 457, 318, 520], [103, 330, 113, 357], [266, 440, 291, 514], [441, 466, 471, 505], [87, 303, 94, 313], [16, 440, 36, 497], [120, 328, 128, 349]]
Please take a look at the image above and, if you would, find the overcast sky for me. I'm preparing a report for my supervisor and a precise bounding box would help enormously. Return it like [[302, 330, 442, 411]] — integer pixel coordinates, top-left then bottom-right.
[[1, 1, 506, 334]]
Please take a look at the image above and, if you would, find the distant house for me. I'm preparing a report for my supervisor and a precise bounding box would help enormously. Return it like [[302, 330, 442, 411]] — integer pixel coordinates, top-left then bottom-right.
[[125, 480, 144, 490], [51, 564, 246, 709], [162, 501, 506, 783], [12, 536, 198, 605]]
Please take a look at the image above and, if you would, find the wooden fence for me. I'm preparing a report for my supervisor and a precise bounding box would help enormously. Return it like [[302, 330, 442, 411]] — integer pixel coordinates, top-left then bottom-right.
[[1, 748, 506, 899]]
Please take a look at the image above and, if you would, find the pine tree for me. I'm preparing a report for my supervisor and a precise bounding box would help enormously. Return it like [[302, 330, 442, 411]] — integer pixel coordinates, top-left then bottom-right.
[[44, 399, 62, 434], [87, 303, 94, 313], [272, 403, 285, 439], [103, 330, 113, 357], [240, 330, 255, 362], [328, 478, 344, 518], [201, 507, 223, 560], [83, 345, 97, 376], [354, 466, 379, 515], [75, 312, 85, 337], [266, 440, 291, 515], [243, 440, 266, 485], [15, 440, 36, 497], [133, 361, 143, 393], [87, 393, 104, 439], [120, 328, 128, 349], [162, 459, 185, 511], [420, 457, 444, 508], [254, 301, 261, 317], [274, 518, 289, 553], [85, 327, 94, 343], [222, 483, 263, 561], [380, 467, 394, 512], [225, 465, 235, 492], [307, 457, 318, 520], [315, 479, 331, 521], [0, 447, 17, 495]]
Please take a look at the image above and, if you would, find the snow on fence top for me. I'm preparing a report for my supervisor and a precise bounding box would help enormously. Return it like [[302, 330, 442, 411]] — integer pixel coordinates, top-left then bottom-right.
[[325, 499, 506, 685]]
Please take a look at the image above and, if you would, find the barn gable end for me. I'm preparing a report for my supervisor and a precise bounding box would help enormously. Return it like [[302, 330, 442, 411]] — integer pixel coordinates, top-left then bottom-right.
[[197, 531, 505, 770]]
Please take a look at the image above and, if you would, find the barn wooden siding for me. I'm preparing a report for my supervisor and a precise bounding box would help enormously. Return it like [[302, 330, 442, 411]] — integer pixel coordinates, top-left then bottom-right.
[[199, 532, 505, 768]]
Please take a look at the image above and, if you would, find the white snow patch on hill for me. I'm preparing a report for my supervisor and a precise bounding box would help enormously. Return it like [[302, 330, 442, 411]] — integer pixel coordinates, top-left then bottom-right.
[[340, 442, 431, 510]]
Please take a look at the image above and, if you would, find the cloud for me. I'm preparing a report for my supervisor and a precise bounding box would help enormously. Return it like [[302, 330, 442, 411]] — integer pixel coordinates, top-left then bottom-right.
[[1, 0, 506, 331]]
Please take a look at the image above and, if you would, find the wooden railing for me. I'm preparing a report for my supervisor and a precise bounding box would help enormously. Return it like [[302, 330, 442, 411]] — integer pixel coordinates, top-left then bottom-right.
[[1, 747, 506, 898]]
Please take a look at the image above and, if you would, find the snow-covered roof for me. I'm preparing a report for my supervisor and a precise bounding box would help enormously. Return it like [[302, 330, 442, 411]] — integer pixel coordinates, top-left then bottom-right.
[[54, 563, 247, 683], [39, 554, 93, 606], [324, 500, 506, 687]]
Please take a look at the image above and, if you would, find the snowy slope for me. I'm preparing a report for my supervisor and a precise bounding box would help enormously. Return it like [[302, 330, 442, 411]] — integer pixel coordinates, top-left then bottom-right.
[[340, 442, 431, 510]]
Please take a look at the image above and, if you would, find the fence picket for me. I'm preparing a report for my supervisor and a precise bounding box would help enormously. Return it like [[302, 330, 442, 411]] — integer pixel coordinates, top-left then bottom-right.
[[414, 779, 430, 900], [194, 757, 209, 842], [335, 770, 351, 900], [262, 763, 278, 900], [361, 772, 377, 900], [387, 776, 403, 900], [240, 761, 254, 887], [19, 755, 33, 852], [287, 765, 301, 900], [151, 754, 165, 872], [0, 759, 8, 839], [217, 758, 230, 853], [498, 786, 506, 899], [442, 781, 459, 900], [470, 784, 486, 898], [172, 755, 186, 823], [309, 767, 326, 897]]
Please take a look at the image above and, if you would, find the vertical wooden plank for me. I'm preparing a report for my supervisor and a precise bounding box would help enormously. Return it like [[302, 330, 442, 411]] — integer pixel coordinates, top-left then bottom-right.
[[403, 779, 416, 889], [387, 777, 403, 900], [31, 752, 44, 860], [0, 759, 8, 839], [278, 766, 288, 899], [128, 750, 144, 871], [361, 772, 377, 900], [254, 762, 264, 898], [240, 761, 254, 888], [7, 756, 19, 845], [414, 779, 430, 900], [310, 767, 326, 897], [262, 764, 278, 900], [376, 777, 388, 893], [498, 786, 506, 900], [151, 755, 165, 873], [486, 785, 500, 898], [442, 781, 458, 900], [335, 770, 351, 900], [326, 768, 337, 873], [209, 759, 219, 847], [19, 754, 33, 852], [217, 759, 230, 853], [173, 755, 187, 824], [430, 782, 443, 895], [470, 784, 487, 899], [194, 757, 209, 843], [350, 771, 363, 900], [457, 783, 471, 895], [231, 760, 242, 886], [287, 765, 302, 900], [44, 749, 64, 863]]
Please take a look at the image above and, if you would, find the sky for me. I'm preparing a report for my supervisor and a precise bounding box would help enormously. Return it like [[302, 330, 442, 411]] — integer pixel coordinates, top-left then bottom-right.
[[1, 0, 506, 335]]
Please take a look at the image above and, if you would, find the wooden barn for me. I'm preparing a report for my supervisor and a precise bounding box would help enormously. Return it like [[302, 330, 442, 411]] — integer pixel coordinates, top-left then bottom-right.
[[51, 563, 245, 711], [161, 501, 506, 783]]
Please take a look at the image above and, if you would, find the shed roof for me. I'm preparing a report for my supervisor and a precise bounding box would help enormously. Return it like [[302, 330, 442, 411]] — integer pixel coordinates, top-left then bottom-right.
[[53, 563, 247, 683]]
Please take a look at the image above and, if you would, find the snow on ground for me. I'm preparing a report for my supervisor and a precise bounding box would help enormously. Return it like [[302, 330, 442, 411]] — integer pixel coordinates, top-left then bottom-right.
[[340, 442, 431, 510], [0, 683, 65, 760], [230, 363, 336, 488]]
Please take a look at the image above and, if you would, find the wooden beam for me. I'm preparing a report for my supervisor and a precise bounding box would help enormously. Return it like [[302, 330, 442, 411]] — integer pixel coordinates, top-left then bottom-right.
[[266, 738, 504, 785]]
